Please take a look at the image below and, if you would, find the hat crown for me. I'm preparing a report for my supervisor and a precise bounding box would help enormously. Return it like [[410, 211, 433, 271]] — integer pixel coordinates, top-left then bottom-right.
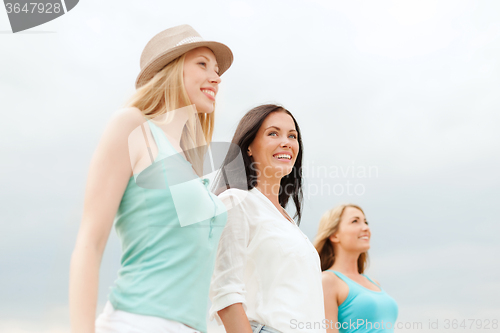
[[140, 24, 203, 69], [135, 24, 233, 88]]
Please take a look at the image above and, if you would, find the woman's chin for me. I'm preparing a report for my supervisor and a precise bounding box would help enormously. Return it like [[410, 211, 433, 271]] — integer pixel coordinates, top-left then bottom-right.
[[266, 164, 291, 177], [196, 108, 214, 114], [194, 101, 215, 114]]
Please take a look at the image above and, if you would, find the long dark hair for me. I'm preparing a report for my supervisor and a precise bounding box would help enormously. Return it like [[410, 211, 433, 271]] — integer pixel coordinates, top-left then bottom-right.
[[213, 104, 304, 224]]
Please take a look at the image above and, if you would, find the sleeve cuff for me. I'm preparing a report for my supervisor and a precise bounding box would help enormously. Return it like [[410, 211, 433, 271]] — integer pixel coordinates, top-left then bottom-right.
[[209, 293, 247, 325]]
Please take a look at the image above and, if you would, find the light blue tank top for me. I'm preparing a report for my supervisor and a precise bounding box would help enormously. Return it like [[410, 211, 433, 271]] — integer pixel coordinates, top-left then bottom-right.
[[108, 121, 227, 333], [326, 270, 398, 333]]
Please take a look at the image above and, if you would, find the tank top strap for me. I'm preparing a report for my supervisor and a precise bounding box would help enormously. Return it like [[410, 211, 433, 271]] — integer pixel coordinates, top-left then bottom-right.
[[325, 270, 360, 290], [146, 120, 177, 160], [362, 274, 382, 290]]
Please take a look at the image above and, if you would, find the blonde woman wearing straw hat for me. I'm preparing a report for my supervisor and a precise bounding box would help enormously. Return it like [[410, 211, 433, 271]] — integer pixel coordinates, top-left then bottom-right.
[[313, 205, 398, 333], [69, 25, 233, 333]]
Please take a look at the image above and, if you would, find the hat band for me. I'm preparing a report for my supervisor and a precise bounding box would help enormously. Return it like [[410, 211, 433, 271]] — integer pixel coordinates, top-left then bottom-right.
[[175, 36, 204, 47]]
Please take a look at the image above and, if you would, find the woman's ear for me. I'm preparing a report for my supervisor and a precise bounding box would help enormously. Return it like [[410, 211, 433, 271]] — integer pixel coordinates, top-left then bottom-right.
[[247, 148, 252, 157], [329, 233, 339, 244]]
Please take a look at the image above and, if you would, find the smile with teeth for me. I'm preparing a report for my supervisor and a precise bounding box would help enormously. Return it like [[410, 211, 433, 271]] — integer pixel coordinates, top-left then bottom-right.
[[359, 236, 369, 240], [273, 154, 292, 160], [201, 89, 215, 98]]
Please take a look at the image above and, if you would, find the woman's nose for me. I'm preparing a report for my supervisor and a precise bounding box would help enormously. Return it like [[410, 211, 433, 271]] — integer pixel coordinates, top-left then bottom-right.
[[280, 136, 293, 147], [209, 71, 221, 84]]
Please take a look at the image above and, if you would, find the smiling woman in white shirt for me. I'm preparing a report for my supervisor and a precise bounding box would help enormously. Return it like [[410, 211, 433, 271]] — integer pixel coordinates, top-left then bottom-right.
[[209, 104, 326, 333]]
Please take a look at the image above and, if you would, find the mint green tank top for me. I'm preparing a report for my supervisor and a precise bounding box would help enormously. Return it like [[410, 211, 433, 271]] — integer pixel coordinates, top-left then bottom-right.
[[326, 271, 399, 333], [109, 121, 227, 333]]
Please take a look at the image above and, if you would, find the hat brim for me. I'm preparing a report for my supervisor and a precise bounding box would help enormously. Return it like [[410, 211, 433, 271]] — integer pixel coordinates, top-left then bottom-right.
[[135, 41, 233, 89]]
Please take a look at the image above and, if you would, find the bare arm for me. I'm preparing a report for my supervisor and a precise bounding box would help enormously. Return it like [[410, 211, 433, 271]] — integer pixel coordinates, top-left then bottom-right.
[[69, 108, 145, 333], [218, 303, 253, 333], [322, 273, 340, 333]]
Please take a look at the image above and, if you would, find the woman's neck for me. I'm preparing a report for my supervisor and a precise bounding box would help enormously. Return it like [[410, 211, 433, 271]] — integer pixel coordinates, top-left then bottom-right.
[[330, 251, 363, 276], [154, 105, 195, 149], [166, 106, 193, 147], [255, 177, 282, 210]]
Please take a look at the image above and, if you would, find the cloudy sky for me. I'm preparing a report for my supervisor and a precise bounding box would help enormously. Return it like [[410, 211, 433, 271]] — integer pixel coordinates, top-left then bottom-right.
[[1, 0, 499, 332]]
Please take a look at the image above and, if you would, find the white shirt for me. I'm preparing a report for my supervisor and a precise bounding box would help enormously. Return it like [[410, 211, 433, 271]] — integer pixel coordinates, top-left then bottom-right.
[[209, 188, 326, 333]]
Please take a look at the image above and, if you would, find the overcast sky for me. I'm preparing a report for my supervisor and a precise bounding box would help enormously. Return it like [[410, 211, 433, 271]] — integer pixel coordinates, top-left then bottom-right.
[[1, 0, 499, 332]]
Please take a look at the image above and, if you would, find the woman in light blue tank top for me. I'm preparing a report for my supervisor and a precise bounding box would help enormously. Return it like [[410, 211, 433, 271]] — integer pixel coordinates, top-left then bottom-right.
[[69, 25, 233, 333], [313, 204, 398, 333]]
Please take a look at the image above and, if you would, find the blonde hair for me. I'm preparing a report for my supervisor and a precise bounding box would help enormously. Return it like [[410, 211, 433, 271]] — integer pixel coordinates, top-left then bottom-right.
[[313, 204, 369, 273], [126, 54, 214, 175]]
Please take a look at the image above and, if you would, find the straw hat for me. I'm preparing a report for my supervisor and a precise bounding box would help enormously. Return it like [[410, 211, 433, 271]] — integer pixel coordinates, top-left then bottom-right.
[[135, 24, 233, 88]]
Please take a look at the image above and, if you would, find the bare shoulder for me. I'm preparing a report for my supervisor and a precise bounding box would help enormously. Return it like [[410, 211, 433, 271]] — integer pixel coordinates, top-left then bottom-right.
[[92, 107, 149, 174], [322, 271, 341, 295], [323, 270, 350, 306], [107, 107, 146, 132]]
